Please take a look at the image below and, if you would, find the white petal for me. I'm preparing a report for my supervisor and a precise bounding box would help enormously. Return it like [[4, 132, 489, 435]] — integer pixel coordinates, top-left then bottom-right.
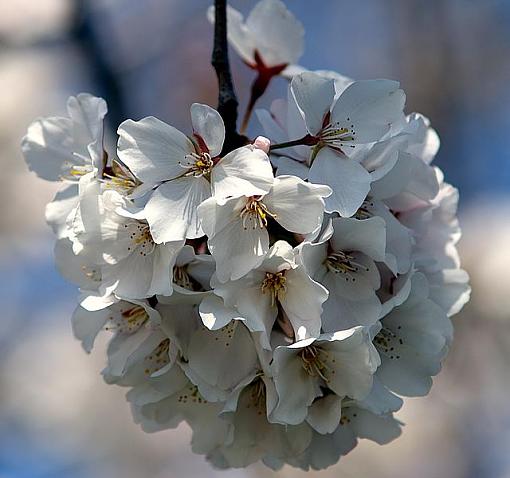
[[346, 408, 402, 444], [263, 175, 330, 234], [291, 72, 335, 136], [190, 103, 225, 157], [377, 296, 452, 397], [199, 294, 244, 330], [274, 156, 309, 180], [331, 80, 405, 143], [45, 184, 79, 238], [71, 304, 109, 353], [67, 93, 107, 168], [147, 241, 184, 296], [54, 238, 99, 289], [321, 272, 381, 331], [309, 148, 371, 216], [214, 275, 276, 349], [212, 145, 274, 200], [22, 116, 76, 181], [428, 268, 471, 317], [306, 394, 343, 434], [245, 0, 304, 66], [320, 328, 378, 399], [356, 377, 403, 415], [330, 216, 386, 261], [271, 346, 320, 425], [299, 241, 328, 278], [255, 108, 288, 145], [280, 266, 328, 340], [207, 4, 256, 65], [186, 322, 258, 400], [145, 177, 210, 242], [198, 197, 269, 282], [117, 116, 194, 183]]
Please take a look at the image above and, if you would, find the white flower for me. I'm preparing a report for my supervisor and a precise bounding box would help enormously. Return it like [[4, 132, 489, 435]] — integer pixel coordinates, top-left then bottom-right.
[[54, 237, 101, 290], [22, 93, 107, 182], [181, 321, 259, 402], [397, 171, 471, 315], [270, 327, 379, 426], [198, 175, 331, 282], [201, 241, 328, 348], [128, 366, 231, 455], [72, 293, 159, 354], [168, 245, 215, 295], [355, 198, 413, 275], [209, 373, 312, 469], [264, 72, 406, 216], [72, 188, 183, 299], [208, 0, 304, 73], [288, 407, 402, 471], [301, 216, 386, 331], [22, 93, 107, 237], [373, 272, 453, 397], [117, 103, 274, 243], [22, 50, 469, 470]]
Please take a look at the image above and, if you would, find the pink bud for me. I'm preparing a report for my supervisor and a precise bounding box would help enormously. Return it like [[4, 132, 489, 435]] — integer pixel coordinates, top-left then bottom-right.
[[253, 136, 271, 154]]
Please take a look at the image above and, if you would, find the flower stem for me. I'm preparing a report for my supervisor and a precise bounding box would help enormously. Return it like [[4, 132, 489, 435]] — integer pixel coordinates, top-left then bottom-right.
[[269, 135, 317, 151], [211, 0, 246, 153]]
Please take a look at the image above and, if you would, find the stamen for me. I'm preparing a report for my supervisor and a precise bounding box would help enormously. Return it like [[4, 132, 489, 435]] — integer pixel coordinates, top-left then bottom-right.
[[177, 384, 207, 404], [300, 346, 330, 381], [246, 375, 266, 415], [144, 338, 171, 375], [179, 152, 214, 178], [125, 221, 156, 256], [354, 200, 374, 219], [261, 272, 287, 305], [319, 119, 357, 150], [173, 265, 193, 290], [59, 163, 93, 181], [101, 159, 138, 192], [105, 305, 148, 333], [324, 251, 370, 282], [239, 197, 276, 230], [374, 326, 403, 360]]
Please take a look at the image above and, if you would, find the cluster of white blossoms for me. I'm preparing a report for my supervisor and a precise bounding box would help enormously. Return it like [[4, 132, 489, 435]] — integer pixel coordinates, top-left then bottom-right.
[[22, 0, 470, 471]]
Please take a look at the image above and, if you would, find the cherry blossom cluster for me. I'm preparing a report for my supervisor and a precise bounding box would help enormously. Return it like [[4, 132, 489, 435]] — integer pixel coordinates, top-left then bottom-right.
[[22, 0, 470, 471]]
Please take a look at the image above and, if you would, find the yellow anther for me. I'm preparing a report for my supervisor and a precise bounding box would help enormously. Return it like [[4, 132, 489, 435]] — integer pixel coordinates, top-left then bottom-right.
[[240, 197, 276, 229], [300, 345, 330, 382], [261, 271, 287, 305]]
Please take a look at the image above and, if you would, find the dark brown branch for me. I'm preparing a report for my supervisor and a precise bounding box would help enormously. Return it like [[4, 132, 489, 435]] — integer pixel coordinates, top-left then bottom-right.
[[212, 0, 247, 153]]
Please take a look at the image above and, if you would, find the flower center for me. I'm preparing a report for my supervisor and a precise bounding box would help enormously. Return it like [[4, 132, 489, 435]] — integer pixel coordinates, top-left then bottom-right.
[[373, 326, 403, 360], [324, 251, 369, 282], [144, 338, 171, 376], [105, 305, 148, 334], [60, 163, 93, 181], [300, 346, 330, 381], [354, 199, 374, 219], [103, 160, 138, 193], [180, 151, 214, 178], [261, 271, 287, 305], [319, 118, 356, 150], [246, 375, 266, 415], [177, 384, 207, 405], [173, 265, 197, 290], [240, 197, 276, 229], [126, 222, 156, 257]]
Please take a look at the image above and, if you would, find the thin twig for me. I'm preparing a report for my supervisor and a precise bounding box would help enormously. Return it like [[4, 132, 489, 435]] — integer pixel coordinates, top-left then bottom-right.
[[211, 0, 246, 153], [269, 135, 316, 151]]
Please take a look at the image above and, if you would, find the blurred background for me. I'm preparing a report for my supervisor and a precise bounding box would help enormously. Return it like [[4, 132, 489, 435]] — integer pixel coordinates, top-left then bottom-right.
[[0, 0, 509, 477]]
